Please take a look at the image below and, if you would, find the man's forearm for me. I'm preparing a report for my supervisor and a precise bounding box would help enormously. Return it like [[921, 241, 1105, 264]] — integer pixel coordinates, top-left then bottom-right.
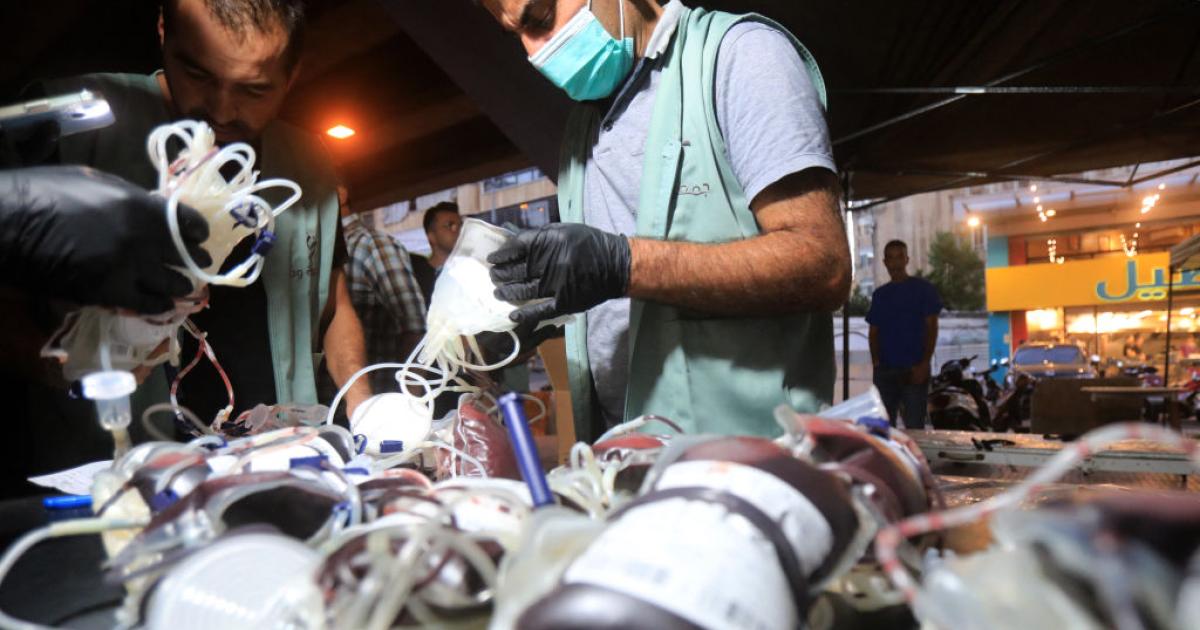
[[626, 170, 850, 316], [325, 310, 371, 416], [869, 326, 880, 367], [628, 233, 847, 315]]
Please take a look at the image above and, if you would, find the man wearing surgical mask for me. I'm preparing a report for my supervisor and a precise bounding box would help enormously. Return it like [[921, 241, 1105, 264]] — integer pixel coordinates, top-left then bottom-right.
[[480, 0, 850, 440]]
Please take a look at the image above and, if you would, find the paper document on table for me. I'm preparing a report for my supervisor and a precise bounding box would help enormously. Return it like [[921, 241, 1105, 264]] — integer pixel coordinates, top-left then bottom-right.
[[28, 460, 112, 495]]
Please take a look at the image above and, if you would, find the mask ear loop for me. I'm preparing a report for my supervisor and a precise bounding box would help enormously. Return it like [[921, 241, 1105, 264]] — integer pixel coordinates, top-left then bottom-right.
[[585, 0, 624, 42], [618, 0, 626, 42]]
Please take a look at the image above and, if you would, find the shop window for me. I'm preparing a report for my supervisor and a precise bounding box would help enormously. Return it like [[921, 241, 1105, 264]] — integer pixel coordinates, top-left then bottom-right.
[[1042, 301, 1200, 378]]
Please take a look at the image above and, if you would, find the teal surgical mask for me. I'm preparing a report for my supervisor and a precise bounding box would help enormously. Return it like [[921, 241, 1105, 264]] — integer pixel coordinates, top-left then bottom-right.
[[528, 0, 634, 101]]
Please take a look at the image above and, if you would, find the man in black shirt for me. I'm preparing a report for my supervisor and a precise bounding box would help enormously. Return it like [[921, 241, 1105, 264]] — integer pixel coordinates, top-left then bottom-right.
[[409, 201, 462, 306]]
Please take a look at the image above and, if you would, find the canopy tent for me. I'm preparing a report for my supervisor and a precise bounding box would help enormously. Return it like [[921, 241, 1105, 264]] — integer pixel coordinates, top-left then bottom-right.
[[4, 0, 1197, 403], [380, 0, 1200, 206], [2, 0, 1198, 208], [379, 0, 1200, 402]]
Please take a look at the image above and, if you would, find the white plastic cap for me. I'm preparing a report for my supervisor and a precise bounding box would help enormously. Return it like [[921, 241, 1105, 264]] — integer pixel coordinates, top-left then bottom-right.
[[80, 370, 136, 401], [351, 392, 434, 453]]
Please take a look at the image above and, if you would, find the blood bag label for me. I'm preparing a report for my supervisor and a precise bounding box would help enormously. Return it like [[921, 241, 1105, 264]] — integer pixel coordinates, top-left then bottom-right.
[[655, 460, 834, 574], [565, 499, 797, 630], [563, 461, 835, 630]]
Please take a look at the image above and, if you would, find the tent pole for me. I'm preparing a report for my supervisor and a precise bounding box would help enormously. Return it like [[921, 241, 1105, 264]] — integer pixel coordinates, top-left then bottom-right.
[[1165, 267, 1175, 386], [842, 172, 852, 402]]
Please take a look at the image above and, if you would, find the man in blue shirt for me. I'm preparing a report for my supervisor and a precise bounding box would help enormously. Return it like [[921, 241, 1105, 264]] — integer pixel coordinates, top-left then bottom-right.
[[867, 240, 942, 429]]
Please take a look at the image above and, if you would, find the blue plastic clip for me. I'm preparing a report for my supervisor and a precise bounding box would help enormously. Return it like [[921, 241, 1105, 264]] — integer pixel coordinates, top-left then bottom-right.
[[380, 440, 405, 454], [353, 434, 368, 455], [150, 489, 179, 512], [43, 495, 93, 511], [332, 501, 354, 527], [251, 230, 277, 256], [856, 416, 892, 439], [228, 203, 260, 229], [341, 467, 370, 476], [289, 454, 328, 470]]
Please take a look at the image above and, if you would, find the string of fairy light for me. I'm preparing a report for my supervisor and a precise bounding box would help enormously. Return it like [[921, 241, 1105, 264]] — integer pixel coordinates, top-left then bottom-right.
[[1036, 182, 1167, 261], [1029, 184, 1063, 263], [1120, 184, 1165, 257], [1031, 184, 1056, 223], [1047, 237, 1064, 264]]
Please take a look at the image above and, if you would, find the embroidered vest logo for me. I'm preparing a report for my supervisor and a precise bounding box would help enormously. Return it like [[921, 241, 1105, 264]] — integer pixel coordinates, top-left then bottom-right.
[[291, 232, 319, 279]]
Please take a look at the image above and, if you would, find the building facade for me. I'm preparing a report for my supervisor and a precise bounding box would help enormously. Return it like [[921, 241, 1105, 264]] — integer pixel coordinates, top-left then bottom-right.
[[361, 166, 557, 254], [969, 160, 1200, 377]]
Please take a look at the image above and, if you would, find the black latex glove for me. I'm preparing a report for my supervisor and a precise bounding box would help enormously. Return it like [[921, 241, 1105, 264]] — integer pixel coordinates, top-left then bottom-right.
[[0, 119, 60, 168], [0, 166, 211, 314], [487, 223, 631, 327]]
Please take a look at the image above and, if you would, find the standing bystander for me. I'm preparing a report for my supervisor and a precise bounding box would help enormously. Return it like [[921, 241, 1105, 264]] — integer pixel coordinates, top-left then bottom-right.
[[867, 240, 942, 429]]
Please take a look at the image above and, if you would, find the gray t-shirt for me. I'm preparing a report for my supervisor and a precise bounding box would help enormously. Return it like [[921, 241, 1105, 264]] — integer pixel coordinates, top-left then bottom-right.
[[583, 18, 836, 426]]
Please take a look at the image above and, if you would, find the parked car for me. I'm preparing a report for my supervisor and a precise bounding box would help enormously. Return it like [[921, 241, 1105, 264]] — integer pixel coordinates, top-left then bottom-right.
[[1010, 343, 1097, 380]]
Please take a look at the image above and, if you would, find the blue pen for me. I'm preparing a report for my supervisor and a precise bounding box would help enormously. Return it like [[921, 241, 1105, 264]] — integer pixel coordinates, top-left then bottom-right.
[[43, 495, 93, 510], [497, 392, 554, 508]]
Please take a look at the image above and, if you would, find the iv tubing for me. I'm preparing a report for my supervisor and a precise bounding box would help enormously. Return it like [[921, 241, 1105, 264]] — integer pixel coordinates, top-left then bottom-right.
[[141, 402, 212, 442], [874, 422, 1200, 627], [594, 414, 684, 444], [0, 518, 148, 630]]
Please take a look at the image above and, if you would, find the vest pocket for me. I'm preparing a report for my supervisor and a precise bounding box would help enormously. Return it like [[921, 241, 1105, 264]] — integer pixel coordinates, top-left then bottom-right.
[[675, 316, 793, 437]]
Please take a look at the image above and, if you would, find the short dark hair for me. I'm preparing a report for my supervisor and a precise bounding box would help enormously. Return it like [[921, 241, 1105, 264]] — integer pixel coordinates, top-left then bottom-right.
[[423, 201, 460, 233], [884, 240, 908, 255], [162, 0, 308, 70]]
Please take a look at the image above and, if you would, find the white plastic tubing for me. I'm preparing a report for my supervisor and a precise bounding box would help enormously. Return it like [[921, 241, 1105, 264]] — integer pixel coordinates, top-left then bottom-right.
[[873, 422, 1200, 626], [148, 120, 300, 288]]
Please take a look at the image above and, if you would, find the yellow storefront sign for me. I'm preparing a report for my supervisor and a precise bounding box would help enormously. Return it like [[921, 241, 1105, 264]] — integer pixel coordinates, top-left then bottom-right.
[[986, 252, 1200, 311]]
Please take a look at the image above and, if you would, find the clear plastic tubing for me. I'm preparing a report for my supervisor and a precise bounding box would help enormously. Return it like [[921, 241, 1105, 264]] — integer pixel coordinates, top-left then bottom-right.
[[82, 370, 136, 458], [498, 391, 553, 508]]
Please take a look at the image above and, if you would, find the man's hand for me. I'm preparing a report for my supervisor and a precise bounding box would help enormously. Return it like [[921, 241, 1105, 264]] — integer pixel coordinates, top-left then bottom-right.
[[487, 223, 630, 326], [910, 362, 931, 385], [0, 166, 211, 314]]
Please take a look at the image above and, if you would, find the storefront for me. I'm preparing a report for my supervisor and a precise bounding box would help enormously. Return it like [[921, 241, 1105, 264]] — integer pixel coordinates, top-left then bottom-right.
[[971, 166, 1200, 378], [988, 249, 1200, 374]]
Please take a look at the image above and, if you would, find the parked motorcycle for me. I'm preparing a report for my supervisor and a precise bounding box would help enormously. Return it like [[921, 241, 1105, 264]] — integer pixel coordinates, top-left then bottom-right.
[[992, 370, 1034, 432], [1116, 363, 1174, 423], [927, 356, 992, 431], [980, 357, 1009, 404]]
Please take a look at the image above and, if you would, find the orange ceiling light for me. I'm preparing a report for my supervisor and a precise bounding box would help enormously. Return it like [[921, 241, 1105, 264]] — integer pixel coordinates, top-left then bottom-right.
[[326, 124, 356, 140]]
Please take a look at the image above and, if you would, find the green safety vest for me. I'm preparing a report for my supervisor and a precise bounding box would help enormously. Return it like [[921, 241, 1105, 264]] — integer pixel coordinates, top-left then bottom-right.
[[557, 7, 834, 441], [48, 72, 339, 407]]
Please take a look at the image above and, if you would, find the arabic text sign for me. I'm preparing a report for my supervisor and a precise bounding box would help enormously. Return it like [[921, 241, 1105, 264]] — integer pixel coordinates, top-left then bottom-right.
[[986, 252, 1200, 311]]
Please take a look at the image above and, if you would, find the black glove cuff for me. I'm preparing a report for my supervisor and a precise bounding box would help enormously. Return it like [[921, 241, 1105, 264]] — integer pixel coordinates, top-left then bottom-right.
[[612, 234, 633, 298]]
